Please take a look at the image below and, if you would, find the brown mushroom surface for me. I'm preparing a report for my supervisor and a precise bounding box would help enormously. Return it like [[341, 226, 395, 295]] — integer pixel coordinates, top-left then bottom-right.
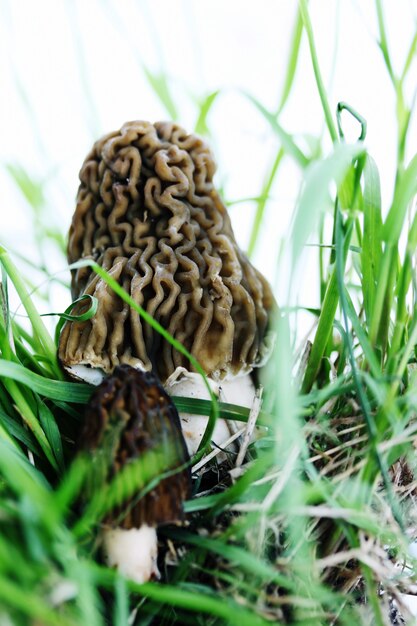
[[82, 364, 191, 529], [59, 121, 275, 382]]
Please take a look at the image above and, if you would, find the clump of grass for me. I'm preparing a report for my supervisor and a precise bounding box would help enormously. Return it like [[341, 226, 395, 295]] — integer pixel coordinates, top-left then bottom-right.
[[2, 2, 417, 625]]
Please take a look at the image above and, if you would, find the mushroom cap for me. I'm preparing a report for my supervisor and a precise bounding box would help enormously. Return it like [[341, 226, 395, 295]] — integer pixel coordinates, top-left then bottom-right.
[[59, 121, 276, 382], [81, 364, 191, 528]]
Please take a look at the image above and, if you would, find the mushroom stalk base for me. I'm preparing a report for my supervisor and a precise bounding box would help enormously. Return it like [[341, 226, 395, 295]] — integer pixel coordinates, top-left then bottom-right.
[[102, 525, 160, 583]]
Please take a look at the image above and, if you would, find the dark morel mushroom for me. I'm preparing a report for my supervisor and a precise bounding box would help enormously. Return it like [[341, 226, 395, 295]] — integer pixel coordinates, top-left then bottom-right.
[[81, 364, 191, 582]]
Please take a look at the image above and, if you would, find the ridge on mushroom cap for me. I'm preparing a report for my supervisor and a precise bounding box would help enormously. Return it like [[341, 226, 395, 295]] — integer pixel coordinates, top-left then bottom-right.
[[59, 121, 276, 382]]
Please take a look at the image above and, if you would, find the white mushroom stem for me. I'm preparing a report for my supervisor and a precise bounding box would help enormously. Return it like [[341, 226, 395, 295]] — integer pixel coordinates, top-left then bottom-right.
[[102, 525, 160, 584], [164, 367, 256, 457]]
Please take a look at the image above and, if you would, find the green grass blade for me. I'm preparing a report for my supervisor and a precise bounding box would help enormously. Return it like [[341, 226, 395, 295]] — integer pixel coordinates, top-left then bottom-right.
[[299, 0, 338, 143], [388, 313, 417, 402], [143, 67, 179, 120], [389, 210, 417, 364], [0, 360, 91, 403], [301, 271, 337, 390], [370, 152, 417, 347], [245, 93, 309, 167], [2, 377, 57, 470], [336, 102, 367, 142], [93, 564, 272, 626], [276, 6, 304, 114], [383, 152, 417, 244], [0, 438, 50, 496], [171, 396, 273, 427], [0, 405, 40, 454], [37, 398, 65, 473], [375, 0, 397, 85], [168, 528, 295, 592], [400, 29, 417, 82], [342, 290, 381, 377], [0, 246, 62, 378], [194, 90, 220, 136], [291, 142, 365, 271], [5, 163, 44, 212], [41, 294, 98, 346], [208, 453, 274, 517], [361, 154, 383, 327], [113, 576, 129, 626], [368, 243, 396, 348], [247, 147, 284, 258]]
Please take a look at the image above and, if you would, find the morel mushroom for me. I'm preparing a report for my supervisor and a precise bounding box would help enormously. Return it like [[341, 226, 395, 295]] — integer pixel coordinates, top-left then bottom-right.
[[81, 364, 191, 583], [59, 120, 276, 453]]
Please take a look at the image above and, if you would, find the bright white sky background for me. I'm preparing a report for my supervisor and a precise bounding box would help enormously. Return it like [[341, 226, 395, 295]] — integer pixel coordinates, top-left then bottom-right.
[[1, 0, 417, 339]]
